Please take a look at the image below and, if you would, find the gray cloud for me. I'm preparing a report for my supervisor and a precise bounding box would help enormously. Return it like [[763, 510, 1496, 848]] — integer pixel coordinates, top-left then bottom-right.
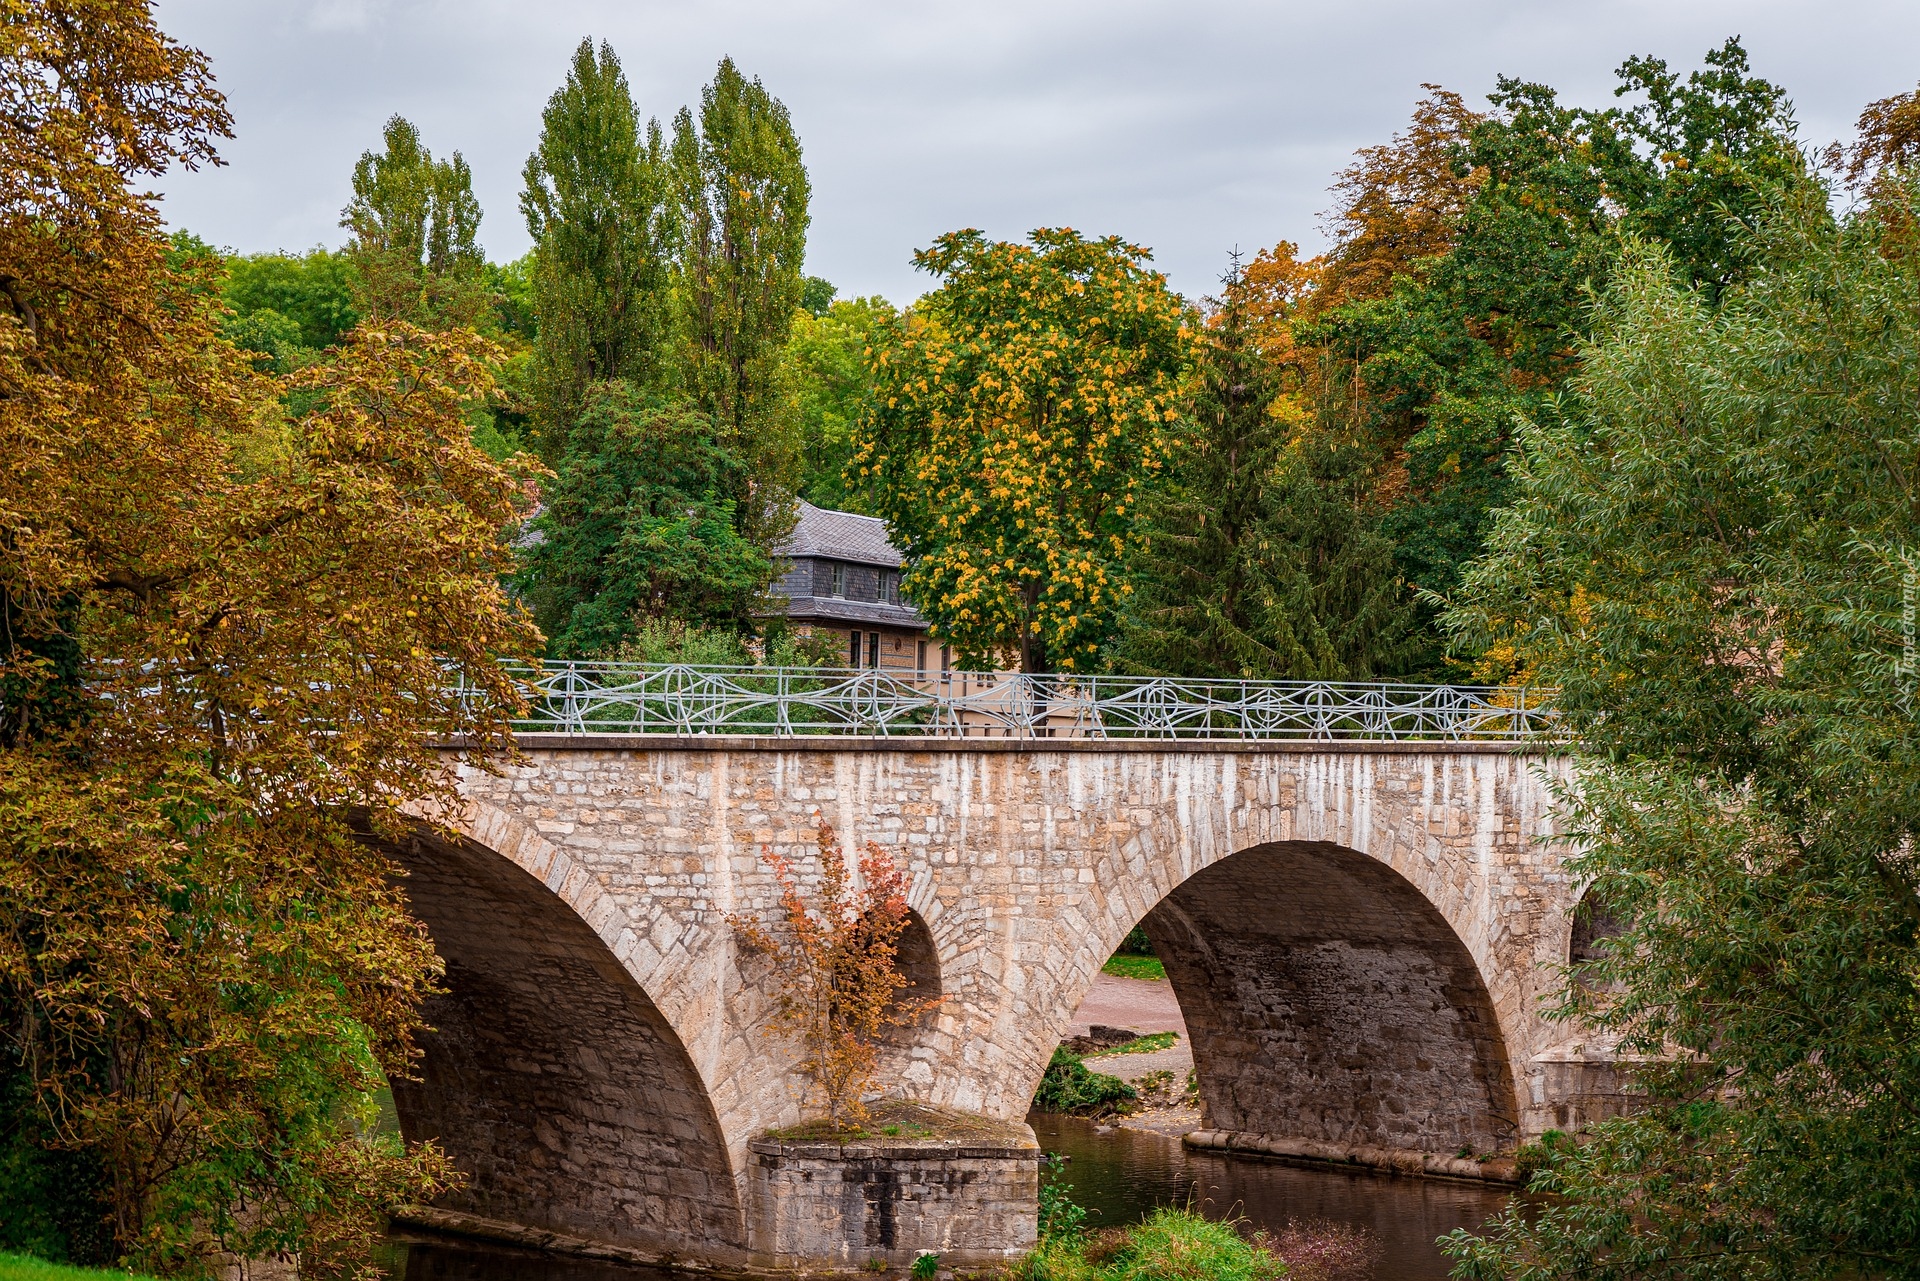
[[153, 0, 1919, 304]]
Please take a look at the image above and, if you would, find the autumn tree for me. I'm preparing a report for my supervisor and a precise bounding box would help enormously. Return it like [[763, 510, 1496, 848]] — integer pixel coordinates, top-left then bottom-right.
[[341, 113, 487, 329], [520, 38, 674, 460], [669, 57, 811, 547], [1313, 87, 1483, 314], [1443, 188, 1918, 1280], [0, 4, 539, 1270], [855, 229, 1187, 672], [730, 820, 932, 1132]]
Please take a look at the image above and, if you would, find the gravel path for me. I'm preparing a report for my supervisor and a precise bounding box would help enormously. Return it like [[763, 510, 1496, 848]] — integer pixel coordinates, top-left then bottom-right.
[[1067, 972, 1203, 1135]]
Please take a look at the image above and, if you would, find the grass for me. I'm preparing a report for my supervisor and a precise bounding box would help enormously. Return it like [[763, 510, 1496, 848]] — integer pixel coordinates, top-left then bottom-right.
[[1008, 1207, 1288, 1281], [1085, 1031, 1177, 1058], [1099, 953, 1166, 981], [0, 1255, 157, 1281]]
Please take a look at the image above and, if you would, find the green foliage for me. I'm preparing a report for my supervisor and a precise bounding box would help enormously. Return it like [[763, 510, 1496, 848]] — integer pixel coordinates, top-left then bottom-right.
[[485, 251, 538, 340], [1510, 1127, 1571, 1184], [1098, 954, 1165, 982], [1115, 264, 1415, 679], [0, 1058, 112, 1267], [1011, 1205, 1288, 1281], [342, 114, 487, 328], [801, 274, 836, 316], [857, 229, 1188, 672], [1085, 1031, 1177, 1057], [1032, 1047, 1138, 1116], [1304, 39, 1813, 668], [1101, 1208, 1288, 1281], [220, 305, 306, 374], [909, 1251, 940, 1280], [1039, 1154, 1089, 1245], [517, 381, 774, 655], [1441, 183, 1920, 1278], [669, 57, 811, 547], [0, 1253, 158, 1281], [785, 295, 897, 513], [223, 247, 359, 350], [521, 39, 673, 458]]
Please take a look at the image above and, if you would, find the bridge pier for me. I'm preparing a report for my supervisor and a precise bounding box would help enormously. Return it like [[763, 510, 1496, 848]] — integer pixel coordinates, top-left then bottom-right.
[[376, 734, 1602, 1271]]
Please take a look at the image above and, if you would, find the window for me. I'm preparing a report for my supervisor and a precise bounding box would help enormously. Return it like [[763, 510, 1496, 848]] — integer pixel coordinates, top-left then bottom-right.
[[867, 632, 880, 667], [882, 571, 899, 605], [849, 631, 861, 666], [829, 562, 847, 598], [917, 640, 927, 673]]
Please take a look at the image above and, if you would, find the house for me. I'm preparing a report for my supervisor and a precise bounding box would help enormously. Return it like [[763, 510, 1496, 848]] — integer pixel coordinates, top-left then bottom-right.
[[768, 500, 948, 672]]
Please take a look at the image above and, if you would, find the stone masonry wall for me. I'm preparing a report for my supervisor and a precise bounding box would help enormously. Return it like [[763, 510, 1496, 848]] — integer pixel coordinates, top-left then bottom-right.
[[745, 1139, 1038, 1268], [1145, 842, 1516, 1153], [389, 830, 750, 1266], [411, 737, 1580, 1259]]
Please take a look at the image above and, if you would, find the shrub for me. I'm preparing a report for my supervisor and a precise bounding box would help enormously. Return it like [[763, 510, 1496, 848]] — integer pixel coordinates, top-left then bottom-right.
[[1032, 1048, 1138, 1116]]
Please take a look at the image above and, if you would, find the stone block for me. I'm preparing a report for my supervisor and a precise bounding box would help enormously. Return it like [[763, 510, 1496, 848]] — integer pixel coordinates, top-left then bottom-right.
[[746, 1134, 1038, 1269]]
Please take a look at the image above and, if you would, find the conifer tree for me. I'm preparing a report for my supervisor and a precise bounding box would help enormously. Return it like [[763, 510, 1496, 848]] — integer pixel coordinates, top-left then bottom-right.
[[1114, 261, 1415, 679], [669, 57, 810, 544], [341, 114, 485, 328], [521, 38, 672, 459]]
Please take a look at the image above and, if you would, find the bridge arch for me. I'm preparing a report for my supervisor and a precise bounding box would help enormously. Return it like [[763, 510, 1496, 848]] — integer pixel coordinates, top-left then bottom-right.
[[1134, 839, 1518, 1154], [382, 807, 747, 1263]]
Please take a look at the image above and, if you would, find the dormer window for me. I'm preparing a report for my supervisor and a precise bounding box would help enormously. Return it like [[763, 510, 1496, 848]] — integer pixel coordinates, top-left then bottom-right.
[[830, 563, 847, 598]]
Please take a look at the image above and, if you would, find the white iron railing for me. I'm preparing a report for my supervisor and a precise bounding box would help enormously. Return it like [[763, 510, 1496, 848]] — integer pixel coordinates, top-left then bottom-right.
[[486, 663, 1551, 742]]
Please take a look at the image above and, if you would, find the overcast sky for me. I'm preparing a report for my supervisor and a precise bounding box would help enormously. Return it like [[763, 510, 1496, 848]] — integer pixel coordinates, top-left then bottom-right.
[[152, 0, 1920, 305]]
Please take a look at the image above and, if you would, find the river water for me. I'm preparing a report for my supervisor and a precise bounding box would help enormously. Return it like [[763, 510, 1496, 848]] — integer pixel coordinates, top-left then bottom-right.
[[385, 1115, 1513, 1281]]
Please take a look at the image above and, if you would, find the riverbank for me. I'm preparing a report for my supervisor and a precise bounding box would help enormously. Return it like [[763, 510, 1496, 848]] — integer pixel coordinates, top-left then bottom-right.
[[0, 1254, 157, 1281], [1065, 971, 1201, 1135]]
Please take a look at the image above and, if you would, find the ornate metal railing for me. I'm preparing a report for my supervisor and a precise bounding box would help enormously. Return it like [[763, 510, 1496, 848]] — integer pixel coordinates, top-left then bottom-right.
[[484, 663, 1552, 742]]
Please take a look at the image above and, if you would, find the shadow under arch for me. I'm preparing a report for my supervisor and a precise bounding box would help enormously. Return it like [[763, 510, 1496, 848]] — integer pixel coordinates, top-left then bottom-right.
[[1139, 839, 1519, 1155], [384, 826, 746, 1261]]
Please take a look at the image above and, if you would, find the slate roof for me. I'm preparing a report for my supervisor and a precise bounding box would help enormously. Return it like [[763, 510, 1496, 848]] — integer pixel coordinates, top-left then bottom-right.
[[775, 501, 903, 568]]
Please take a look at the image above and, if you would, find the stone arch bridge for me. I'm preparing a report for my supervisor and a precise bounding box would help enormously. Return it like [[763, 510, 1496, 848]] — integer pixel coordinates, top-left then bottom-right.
[[380, 725, 1610, 1272]]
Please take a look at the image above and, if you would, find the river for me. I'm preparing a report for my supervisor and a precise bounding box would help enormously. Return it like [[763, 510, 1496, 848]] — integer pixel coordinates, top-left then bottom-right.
[[385, 1116, 1513, 1281]]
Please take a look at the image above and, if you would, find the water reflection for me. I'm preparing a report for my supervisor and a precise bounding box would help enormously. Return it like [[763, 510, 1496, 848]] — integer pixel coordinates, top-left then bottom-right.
[[391, 1234, 678, 1281], [386, 1120, 1514, 1281], [1029, 1113, 1513, 1281]]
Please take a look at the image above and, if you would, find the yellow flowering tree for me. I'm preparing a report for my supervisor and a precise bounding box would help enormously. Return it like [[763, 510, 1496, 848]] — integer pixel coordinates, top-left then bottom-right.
[[853, 229, 1188, 672]]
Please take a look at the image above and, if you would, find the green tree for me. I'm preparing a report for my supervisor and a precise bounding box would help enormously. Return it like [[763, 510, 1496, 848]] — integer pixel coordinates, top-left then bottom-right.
[[855, 229, 1187, 672], [1292, 40, 1811, 669], [1115, 263, 1416, 679], [520, 38, 672, 460], [669, 57, 811, 544], [516, 382, 773, 655], [222, 246, 359, 350], [341, 114, 486, 328], [784, 293, 896, 513], [1441, 191, 1920, 1278]]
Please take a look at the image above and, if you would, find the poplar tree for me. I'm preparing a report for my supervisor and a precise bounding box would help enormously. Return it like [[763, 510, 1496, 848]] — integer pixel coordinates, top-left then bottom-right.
[[669, 57, 810, 543], [520, 38, 672, 459], [341, 114, 485, 328]]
